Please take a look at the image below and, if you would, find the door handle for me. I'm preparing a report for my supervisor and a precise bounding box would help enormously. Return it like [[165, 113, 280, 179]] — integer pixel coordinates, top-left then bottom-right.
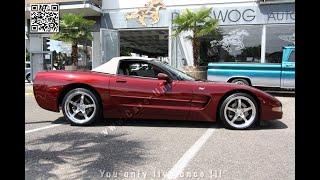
[[116, 79, 127, 83]]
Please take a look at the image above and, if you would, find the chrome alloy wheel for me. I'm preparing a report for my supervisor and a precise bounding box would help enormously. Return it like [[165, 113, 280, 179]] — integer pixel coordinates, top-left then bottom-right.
[[223, 96, 257, 129], [64, 91, 97, 124], [234, 81, 245, 85]]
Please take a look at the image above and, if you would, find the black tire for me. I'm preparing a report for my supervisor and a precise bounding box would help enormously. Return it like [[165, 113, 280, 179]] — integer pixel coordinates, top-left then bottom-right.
[[231, 78, 249, 86], [62, 88, 101, 126], [219, 93, 258, 130], [26, 73, 31, 83]]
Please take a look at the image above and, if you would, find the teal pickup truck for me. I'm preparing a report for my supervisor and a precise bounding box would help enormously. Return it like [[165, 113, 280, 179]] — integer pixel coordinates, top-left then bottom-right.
[[207, 46, 295, 89]]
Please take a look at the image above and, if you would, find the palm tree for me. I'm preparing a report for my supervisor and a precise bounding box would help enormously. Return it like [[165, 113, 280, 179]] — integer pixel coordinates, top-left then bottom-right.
[[172, 8, 219, 67], [51, 13, 96, 67]]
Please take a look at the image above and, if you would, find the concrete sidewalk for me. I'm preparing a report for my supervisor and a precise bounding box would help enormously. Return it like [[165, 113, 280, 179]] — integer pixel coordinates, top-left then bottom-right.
[[25, 83, 33, 94]]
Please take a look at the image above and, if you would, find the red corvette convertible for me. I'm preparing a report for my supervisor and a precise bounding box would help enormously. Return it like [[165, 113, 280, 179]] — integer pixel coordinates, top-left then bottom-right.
[[33, 57, 282, 129]]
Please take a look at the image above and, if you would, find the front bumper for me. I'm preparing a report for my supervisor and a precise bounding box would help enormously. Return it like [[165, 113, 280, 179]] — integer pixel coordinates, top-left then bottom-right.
[[259, 94, 283, 121]]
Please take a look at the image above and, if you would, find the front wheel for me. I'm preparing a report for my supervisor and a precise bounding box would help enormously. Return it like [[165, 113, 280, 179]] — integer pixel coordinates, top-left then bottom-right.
[[62, 88, 101, 125], [219, 93, 258, 130]]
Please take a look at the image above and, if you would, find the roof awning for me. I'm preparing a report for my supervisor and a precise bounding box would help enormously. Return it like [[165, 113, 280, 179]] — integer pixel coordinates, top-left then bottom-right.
[[25, 2, 101, 19]]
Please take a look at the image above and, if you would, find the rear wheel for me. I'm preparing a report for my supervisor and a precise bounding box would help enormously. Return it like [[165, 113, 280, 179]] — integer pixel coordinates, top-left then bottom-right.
[[219, 93, 258, 130], [62, 88, 101, 125], [231, 78, 249, 86]]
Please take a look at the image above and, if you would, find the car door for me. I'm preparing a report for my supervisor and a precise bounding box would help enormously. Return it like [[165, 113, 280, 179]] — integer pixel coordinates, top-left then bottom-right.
[[109, 60, 193, 120], [281, 48, 295, 88]]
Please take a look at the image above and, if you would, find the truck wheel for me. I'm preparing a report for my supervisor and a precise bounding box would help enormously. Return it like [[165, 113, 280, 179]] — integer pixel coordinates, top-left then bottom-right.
[[62, 88, 101, 126], [231, 78, 249, 86], [219, 93, 258, 130]]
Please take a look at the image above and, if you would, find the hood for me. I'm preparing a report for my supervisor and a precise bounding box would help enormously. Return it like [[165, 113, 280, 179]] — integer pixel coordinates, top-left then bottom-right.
[[190, 80, 277, 100]]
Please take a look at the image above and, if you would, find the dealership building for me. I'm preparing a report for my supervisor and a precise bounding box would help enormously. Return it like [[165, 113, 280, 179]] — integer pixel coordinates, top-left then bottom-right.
[[25, 0, 295, 78]]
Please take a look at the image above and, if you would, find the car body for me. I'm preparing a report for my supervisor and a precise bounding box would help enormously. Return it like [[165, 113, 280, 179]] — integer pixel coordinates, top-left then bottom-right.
[[33, 56, 282, 129], [207, 46, 295, 89]]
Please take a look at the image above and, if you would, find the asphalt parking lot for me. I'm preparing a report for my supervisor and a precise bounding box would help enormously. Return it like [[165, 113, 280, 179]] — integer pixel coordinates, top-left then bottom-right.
[[25, 86, 294, 180]]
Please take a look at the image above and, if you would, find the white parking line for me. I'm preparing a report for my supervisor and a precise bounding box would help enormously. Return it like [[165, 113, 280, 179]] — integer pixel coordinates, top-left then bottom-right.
[[164, 128, 215, 180], [25, 124, 62, 134]]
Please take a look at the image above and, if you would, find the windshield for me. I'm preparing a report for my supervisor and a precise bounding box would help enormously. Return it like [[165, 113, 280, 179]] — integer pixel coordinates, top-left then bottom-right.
[[151, 60, 195, 81]]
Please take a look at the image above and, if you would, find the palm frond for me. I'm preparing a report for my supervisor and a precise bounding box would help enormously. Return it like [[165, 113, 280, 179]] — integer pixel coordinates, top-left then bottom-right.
[[172, 7, 219, 39], [51, 13, 95, 44], [195, 19, 219, 37]]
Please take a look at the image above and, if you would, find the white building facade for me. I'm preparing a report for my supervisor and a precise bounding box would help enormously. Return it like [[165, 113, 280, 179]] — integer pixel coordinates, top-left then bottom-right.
[[25, 0, 295, 77], [97, 0, 294, 69]]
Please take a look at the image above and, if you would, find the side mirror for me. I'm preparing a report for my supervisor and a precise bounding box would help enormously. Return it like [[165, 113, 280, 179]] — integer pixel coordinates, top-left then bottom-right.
[[157, 73, 171, 83]]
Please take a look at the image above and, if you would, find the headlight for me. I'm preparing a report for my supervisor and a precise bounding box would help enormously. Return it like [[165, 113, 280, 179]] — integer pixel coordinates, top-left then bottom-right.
[[272, 106, 282, 112]]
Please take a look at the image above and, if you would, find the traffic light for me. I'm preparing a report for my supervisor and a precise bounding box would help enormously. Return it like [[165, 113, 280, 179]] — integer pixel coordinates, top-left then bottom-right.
[[43, 37, 50, 51]]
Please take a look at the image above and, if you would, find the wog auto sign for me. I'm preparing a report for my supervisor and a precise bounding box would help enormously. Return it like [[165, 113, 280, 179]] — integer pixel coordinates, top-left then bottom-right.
[[212, 8, 256, 24], [210, 5, 295, 25]]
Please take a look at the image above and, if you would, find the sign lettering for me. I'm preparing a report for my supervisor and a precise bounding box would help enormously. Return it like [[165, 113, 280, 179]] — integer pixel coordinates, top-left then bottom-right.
[[212, 8, 256, 23], [267, 11, 295, 22]]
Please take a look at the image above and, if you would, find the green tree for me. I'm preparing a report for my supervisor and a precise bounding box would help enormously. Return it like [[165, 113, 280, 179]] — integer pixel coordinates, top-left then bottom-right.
[[172, 8, 219, 67], [51, 13, 95, 66], [120, 47, 133, 56]]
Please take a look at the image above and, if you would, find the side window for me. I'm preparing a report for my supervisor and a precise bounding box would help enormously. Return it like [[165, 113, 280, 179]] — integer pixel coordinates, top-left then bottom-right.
[[130, 63, 155, 78], [118, 61, 156, 78], [118, 61, 129, 75], [288, 50, 295, 62]]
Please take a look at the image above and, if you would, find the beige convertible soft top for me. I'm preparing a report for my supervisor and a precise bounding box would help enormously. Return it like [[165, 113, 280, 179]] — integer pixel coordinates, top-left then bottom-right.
[[91, 56, 154, 74]]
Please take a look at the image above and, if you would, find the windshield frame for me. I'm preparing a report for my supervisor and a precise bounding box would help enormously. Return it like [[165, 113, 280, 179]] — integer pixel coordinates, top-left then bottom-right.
[[150, 60, 196, 81]]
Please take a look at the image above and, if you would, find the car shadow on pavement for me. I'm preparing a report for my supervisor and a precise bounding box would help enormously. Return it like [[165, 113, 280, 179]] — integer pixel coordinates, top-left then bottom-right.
[[268, 92, 295, 97], [251, 120, 288, 130], [49, 117, 222, 129], [25, 132, 147, 179], [25, 118, 66, 125], [25, 120, 54, 124], [99, 118, 222, 129], [49, 117, 286, 130], [98, 118, 287, 130]]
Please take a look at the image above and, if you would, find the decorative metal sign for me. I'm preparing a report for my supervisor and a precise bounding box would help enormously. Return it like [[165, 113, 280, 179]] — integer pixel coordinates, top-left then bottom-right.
[[125, 0, 166, 26]]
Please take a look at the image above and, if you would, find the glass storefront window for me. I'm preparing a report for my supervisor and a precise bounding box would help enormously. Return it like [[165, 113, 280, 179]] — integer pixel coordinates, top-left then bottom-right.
[[208, 25, 262, 63], [265, 24, 295, 63]]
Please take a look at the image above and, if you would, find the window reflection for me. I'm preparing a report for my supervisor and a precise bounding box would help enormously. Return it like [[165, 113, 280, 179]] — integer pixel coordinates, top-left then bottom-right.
[[48, 39, 93, 70], [265, 24, 295, 63], [204, 25, 262, 63]]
